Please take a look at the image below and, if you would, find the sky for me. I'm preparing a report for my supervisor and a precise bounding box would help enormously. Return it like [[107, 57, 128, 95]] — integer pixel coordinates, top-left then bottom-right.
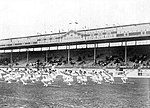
[[0, 0, 150, 40]]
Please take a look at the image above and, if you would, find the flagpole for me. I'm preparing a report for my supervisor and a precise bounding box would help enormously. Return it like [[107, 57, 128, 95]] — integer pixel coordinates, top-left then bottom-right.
[[68, 23, 72, 32], [74, 22, 78, 31]]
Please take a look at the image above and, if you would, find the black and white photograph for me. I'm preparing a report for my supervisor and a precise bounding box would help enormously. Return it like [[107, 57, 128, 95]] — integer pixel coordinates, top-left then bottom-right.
[[0, 0, 150, 108]]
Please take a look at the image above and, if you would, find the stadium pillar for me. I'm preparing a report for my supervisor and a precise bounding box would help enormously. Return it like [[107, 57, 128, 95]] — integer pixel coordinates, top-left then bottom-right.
[[27, 50, 29, 64], [125, 42, 127, 65], [68, 49, 70, 64], [45, 51, 48, 62], [94, 47, 96, 63], [10, 49, 13, 65]]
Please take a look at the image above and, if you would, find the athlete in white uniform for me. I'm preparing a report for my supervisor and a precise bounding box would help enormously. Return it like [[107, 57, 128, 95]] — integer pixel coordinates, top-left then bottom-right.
[[0, 69, 6, 79], [61, 69, 74, 85], [120, 70, 128, 83], [90, 70, 103, 84], [20, 69, 31, 85], [76, 69, 88, 85], [101, 68, 114, 84]]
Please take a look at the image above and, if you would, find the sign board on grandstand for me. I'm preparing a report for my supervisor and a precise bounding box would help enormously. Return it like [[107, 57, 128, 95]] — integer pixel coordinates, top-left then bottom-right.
[[77, 44, 86, 49], [87, 44, 95, 48], [5, 50, 11, 53], [136, 40, 150, 45], [50, 46, 57, 50], [58, 46, 66, 50], [20, 49, 27, 52], [28, 48, 34, 51], [13, 49, 20, 52], [41, 47, 49, 51], [0, 50, 4, 53], [110, 42, 122, 47], [127, 41, 136, 46], [98, 43, 109, 47], [70, 45, 76, 49], [34, 47, 41, 51]]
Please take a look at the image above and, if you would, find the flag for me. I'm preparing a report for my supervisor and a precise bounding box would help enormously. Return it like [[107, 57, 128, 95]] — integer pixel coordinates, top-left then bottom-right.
[[75, 22, 78, 24]]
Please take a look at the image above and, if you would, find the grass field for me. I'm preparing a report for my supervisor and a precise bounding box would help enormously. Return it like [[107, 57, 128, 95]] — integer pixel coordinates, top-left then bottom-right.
[[0, 76, 149, 108]]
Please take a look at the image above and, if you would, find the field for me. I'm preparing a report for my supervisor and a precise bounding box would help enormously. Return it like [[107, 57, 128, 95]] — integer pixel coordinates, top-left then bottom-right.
[[0, 76, 149, 108]]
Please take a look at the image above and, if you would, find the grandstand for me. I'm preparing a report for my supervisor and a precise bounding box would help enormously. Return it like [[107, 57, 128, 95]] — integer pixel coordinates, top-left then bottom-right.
[[0, 22, 150, 75]]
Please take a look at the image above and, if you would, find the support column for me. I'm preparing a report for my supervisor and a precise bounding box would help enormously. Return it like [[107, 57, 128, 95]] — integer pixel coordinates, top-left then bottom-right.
[[94, 46, 96, 64], [68, 48, 70, 64], [10, 49, 13, 66], [45, 51, 48, 62], [27, 50, 29, 64], [125, 42, 127, 65]]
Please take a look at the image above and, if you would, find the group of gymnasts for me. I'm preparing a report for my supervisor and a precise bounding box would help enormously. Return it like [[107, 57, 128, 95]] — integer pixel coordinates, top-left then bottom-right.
[[0, 66, 129, 87]]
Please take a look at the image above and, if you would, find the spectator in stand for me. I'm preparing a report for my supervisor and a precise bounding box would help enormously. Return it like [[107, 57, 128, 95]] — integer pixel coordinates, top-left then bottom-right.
[[138, 66, 142, 76]]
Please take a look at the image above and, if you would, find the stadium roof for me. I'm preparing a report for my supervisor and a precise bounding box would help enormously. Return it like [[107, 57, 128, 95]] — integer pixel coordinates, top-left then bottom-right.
[[0, 22, 150, 41]]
